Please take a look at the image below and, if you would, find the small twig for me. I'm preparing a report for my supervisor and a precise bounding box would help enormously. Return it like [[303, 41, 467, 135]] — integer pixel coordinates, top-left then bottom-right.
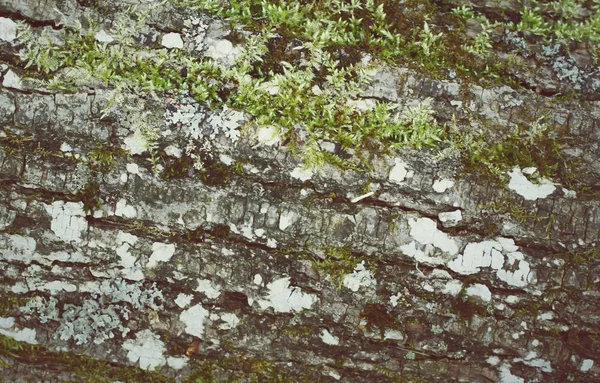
[[351, 191, 374, 203]]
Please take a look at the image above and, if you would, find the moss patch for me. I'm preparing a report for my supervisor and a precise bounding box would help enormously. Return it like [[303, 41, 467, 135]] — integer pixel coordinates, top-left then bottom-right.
[[0, 334, 173, 383]]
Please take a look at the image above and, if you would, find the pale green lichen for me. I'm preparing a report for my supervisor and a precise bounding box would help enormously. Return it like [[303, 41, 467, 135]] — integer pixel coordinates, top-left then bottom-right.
[[20, 279, 163, 345]]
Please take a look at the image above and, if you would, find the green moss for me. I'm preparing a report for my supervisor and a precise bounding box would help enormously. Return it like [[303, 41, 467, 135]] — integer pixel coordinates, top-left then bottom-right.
[[87, 143, 127, 174], [0, 131, 34, 159], [161, 155, 195, 181], [18, 19, 184, 92], [0, 292, 30, 317], [75, 180, 102, 215], [13, 0, 596, 190], [511, 299, 546, 320], [281, 324, 313, 339], [556, 245, 600, 267], [482, 200, 543, 224], [0, 334, 172, 383], [310, 245, 370, 289], [183, 354, 290, 383], [445, 114, 587, 195], [199, 160, 230, 187]]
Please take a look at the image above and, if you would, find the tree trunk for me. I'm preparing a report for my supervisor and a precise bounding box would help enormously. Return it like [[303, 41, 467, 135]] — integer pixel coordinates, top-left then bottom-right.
[[1, 1, 599, 382]]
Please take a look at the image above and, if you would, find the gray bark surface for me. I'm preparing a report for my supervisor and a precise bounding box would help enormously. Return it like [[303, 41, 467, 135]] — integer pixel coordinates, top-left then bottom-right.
[[0, 0, 599, 382]]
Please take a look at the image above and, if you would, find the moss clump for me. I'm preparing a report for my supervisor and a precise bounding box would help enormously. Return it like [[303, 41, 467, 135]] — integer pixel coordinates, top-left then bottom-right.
[[14, 0, 597, 192], [0, 292, 29, 317], [310, 246, 372, 289], [87, 143, 128, 174], [75, 180, 102, 215], [17, 16, 184, 92]]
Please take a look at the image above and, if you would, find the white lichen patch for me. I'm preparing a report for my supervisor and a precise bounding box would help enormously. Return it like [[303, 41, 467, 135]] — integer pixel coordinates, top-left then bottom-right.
[[389, 158, 413, 184], [167, 356, 188, 370], [432, 179, 454, 193], [499, 363, 525, 383], [207, 105, 244, 143], [60, 142, 73, 152], [408, 217, 459, 254], [562, 188, 577, 198], [267, 238, 277, 248], [448, 240, 504, 275], [41, 281, 77, 295], [496, 251, 531, 288], [175, 293, 193, 308], [22, 280, 162, 345], [115, 231, 144, 281], [123, 130, 148, 155], [279, 210, 298, 231], [219, 313, 239, 330], [536, 311, 554, 321], [43, 201, 88, 243], [448, 238, 532, 288], [229, 222, 255, 240], [320, 329, 340, 345], [147, 242, 176, 269], [507, 167, 556, 201], [161, 32, 184, 49], [581, 359, 594, 372], [0, 317, 37, 344], [442, 280, 463, 296], [219, 153, 233, 165], [466, 283, 492, 302], [384, 329, 404, 341], [94, 29, 114, 43], [257, 277, 317, 313], [514, 351, 553, 372], [343, 261, 376, 292], [196, 279, 221, 299], [256, 126, 281, 146], [439, 210, 462, 224], [2, 70, 23, 89], [204, 39, 241, 67], [126, 163, 140, 174], [180, 303, 209, 337], [0, 235, 36, 264], [290, 166, 314, 181], [115, 199, 137, 219], [522, 167, 536, 175], [0, 17, 17, 43], [487, 356, 500, 366], [389, 292, 402, 307], [400, 241, 448, 266], [123, 329, 166, 370], [164, 145, 182, 158], [165, 98, 206, 139]]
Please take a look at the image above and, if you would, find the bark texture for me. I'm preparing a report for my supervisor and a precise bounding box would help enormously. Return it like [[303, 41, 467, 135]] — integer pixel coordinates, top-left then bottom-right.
[[0, 0, 599, 382]]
